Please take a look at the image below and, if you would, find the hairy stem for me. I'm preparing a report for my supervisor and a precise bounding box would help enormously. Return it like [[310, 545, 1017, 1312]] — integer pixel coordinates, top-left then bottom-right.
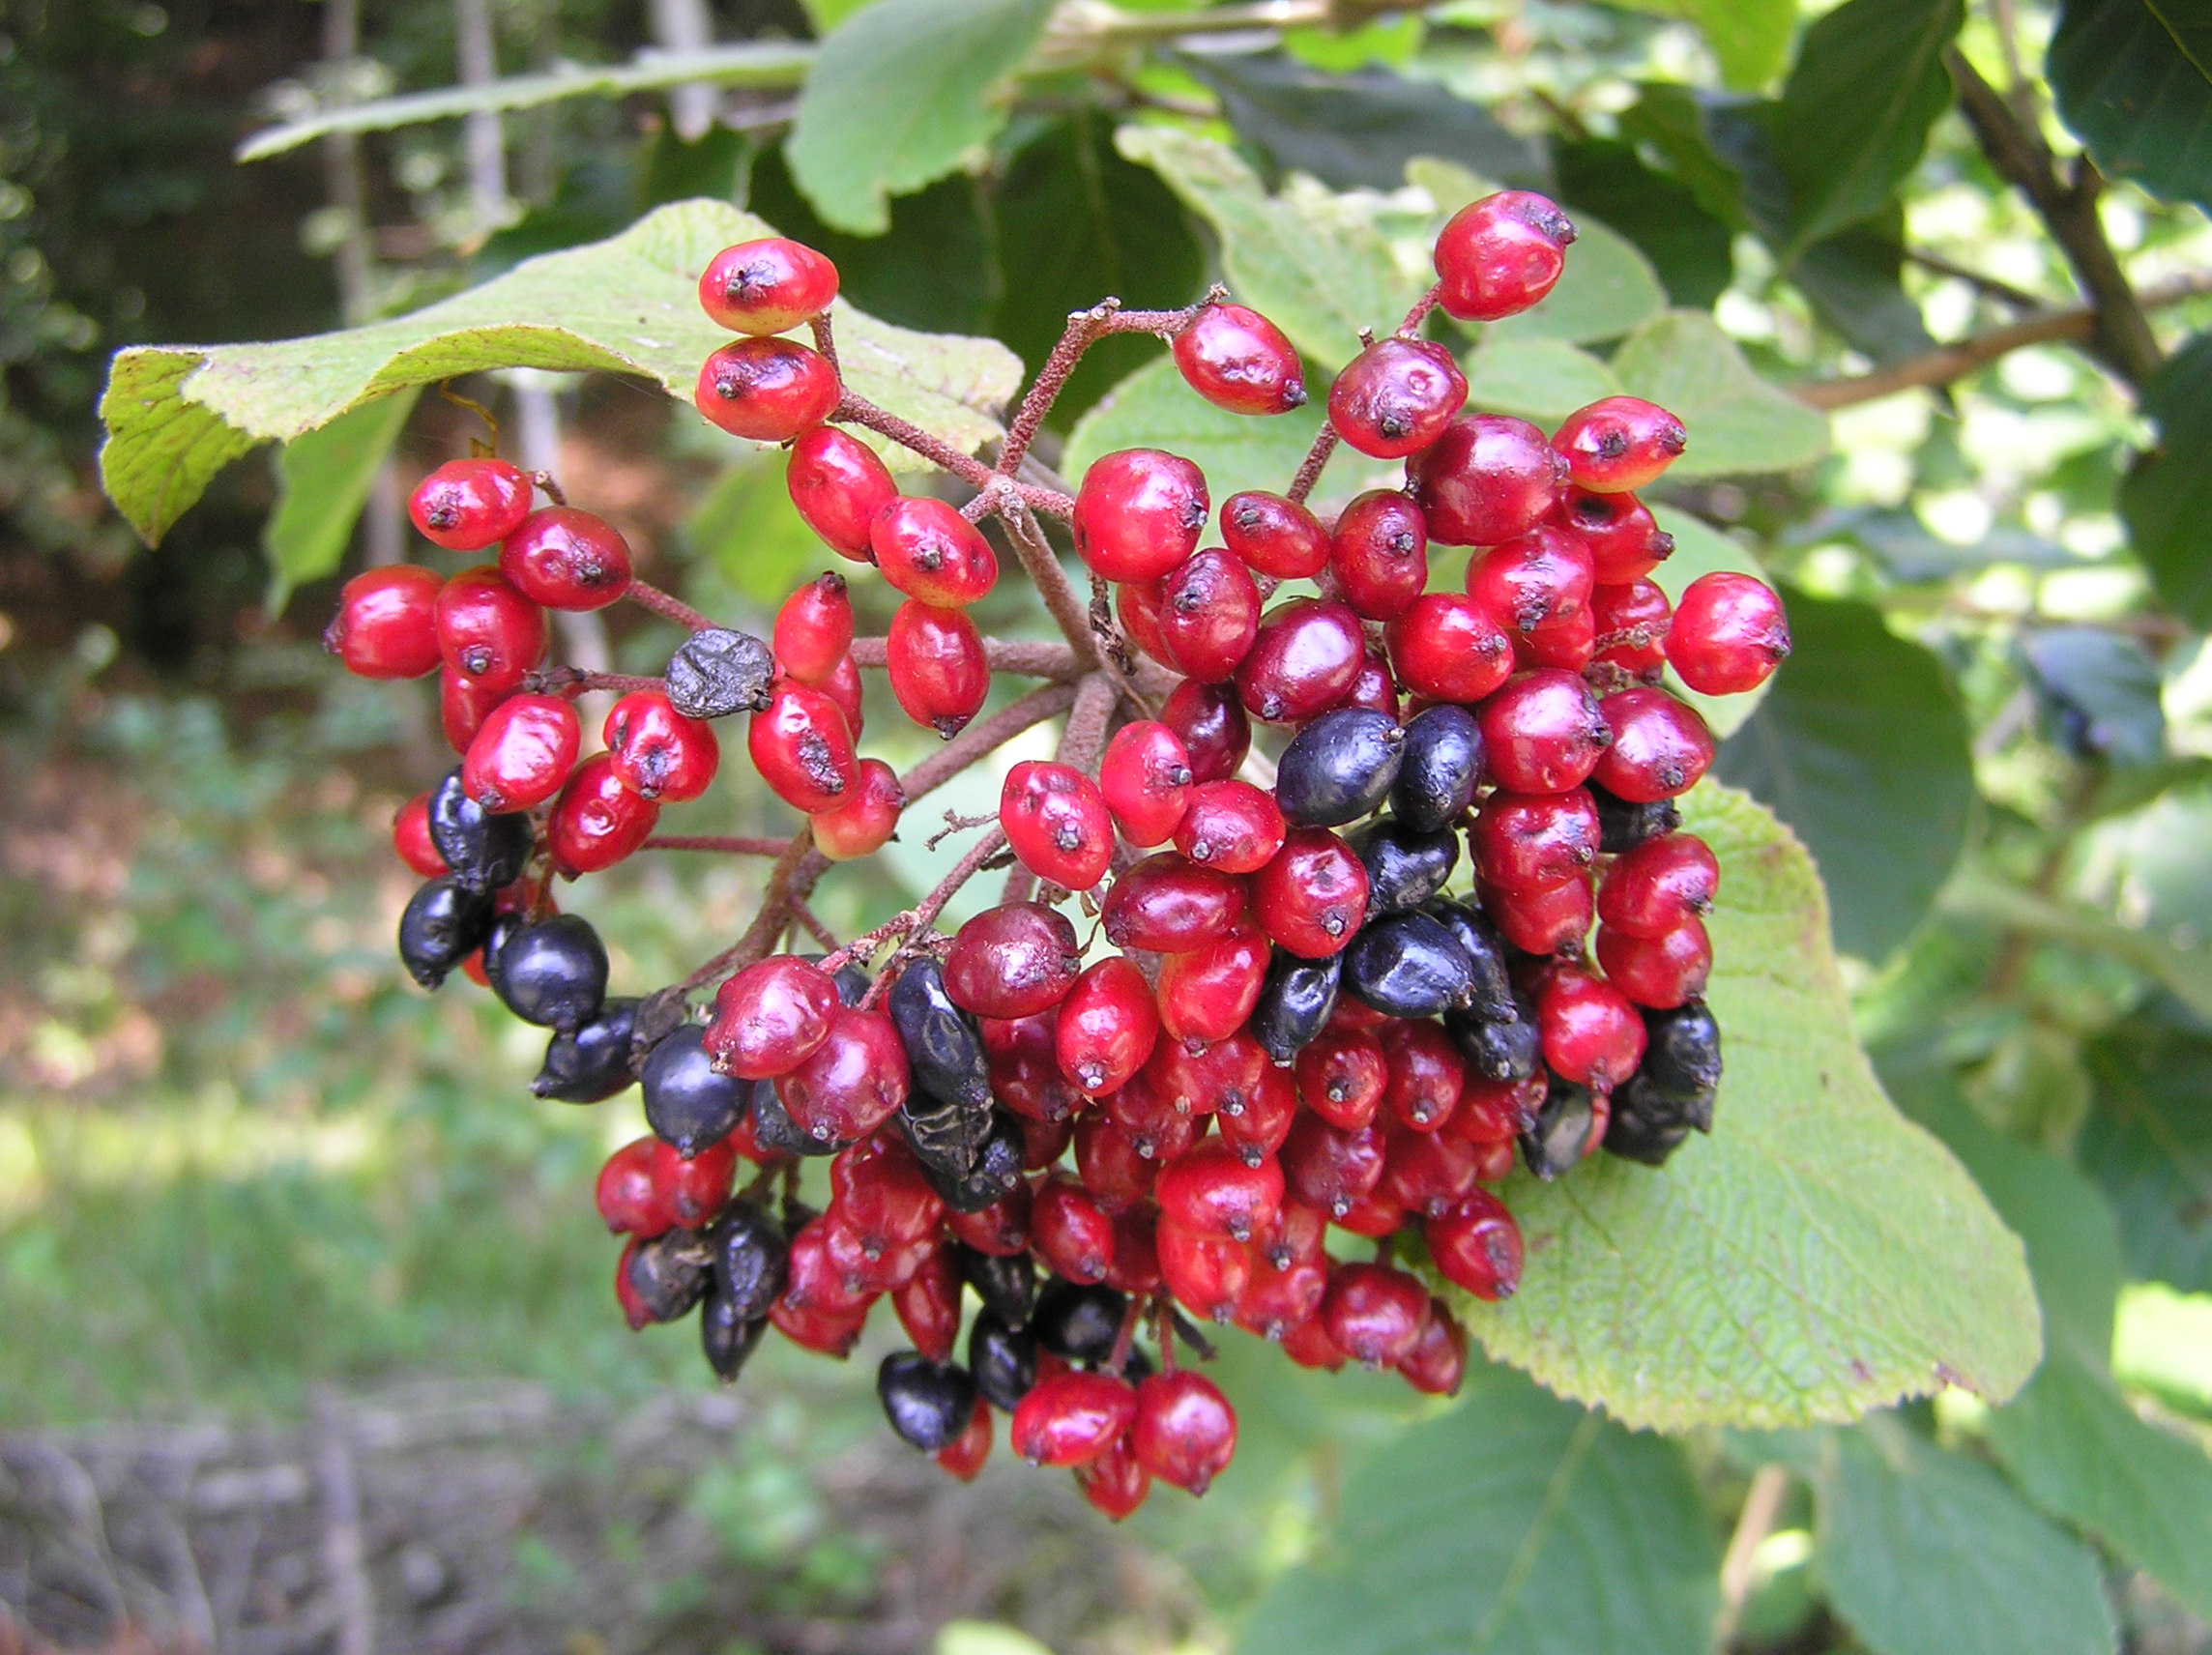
[[998, 290, 1223, 473], [901, 680, 1083, 805], [988, 491, 1102, 668], [833, 392, 1074, 518], [625, 578, 715, 631], [641, 834, 791, 856], [848, 634, 1086, 681]]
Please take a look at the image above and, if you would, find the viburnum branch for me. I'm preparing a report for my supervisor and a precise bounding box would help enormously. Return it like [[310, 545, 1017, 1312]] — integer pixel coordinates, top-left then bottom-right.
[[790, 899, 839, 951], [848, 634, 1086, 681], [527, 665, 663, 696], [900, 679, 1082, 805], [925, 809, 999, 850], [1286, 424, 1340, 505], [624, 578, 715, 631], [530, 469, 568, 508], [998, 285, 1228, 474], [821, 825, 1010, 975], [640, 834, 791, 856], [808, 311, 840, 377], [831, 392, 1075, 518], [681, 829, 830, 991], [990, 491, 1103, 667]]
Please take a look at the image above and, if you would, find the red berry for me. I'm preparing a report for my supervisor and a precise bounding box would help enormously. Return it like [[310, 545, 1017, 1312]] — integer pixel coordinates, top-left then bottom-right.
[[1174, 780, 1286, 875], [1118, 576, 1174, 669], [1217, 1064, 1299, 1164], [1236, 598, 1366, 724], [1252, 828, 1370, 959], [604, 690, 720, 803], [1668, 572, 1790, 695], [548, 754, 657, 873], [1281, 1111, 1386, 1216], [1053, 955, 1158, 1097], [870, 496, 999, 606], [1480, 873, 1592, 955], [462, 692, 580, 812], [1450, 1073, 1544, 1144], [1383, 593, 1514, 705], [1322, 1261, 1429, 1367], [1107, 1203, 1166, 1293], [1155, 926, 1270, 1047], [1465, 524, 1594, 634], [1595, 917, 1711, 1008], [1012, 1371, 1137, 1466], [1033, 1173, 1117, 1283], [1553, 395, 1687, 492], [1336, 647, 1401, 718], [699, 237, 839, 334], [1328, 335, 1468, 459], [1590, 578, 1673, 679], [778, 1005, 911, 1144], [1072, 449, 1208, 582], [1330, 490, 1430, 622], [1235, 1241, 1328, 1338], [1100, 720, 1194, 848], [1518, 605, 1597, 673], [1221, 489, 1329, 579], [1425, 1188, 1523, 1299], [326, 565, 444, 680], [1157, 1139, 1282, 1242], [1593, 687, 1713, 802], [945, 1179, 1031, 1255], [1553, 486, 1674, 584], [1280, 1314, 1348, 1371], [1410, 413, 1568, 547], [772, 571, 855, 683], [887, 601, 988, 739], [1105, 1073, 1203, 1161], [1076, 1115, 1162, 1210], [1146, 1030, 1270, 1118], [1077, 1434, 1152, 1519], [769, 1292, 871, 1358], [818, 652, 864, 739], [440, 668, 507, 754], [1102, 853, 1247, 952], [1001, 761, 1114, 890], [1156, 1216, 1250, 1322], [707, 956, 842, 1079], [435, 566, 547, 695], [938, 1398, 994, 1481], [1382, 1019, 1466, 1132], [1478, 669, 1613, 794], [748, 681, 858, 813], [1432, 189, 1577, 321], [596, 1138, 673, 1235], [409, 457, 534, 551], [1398, 1297, 1470, 1395], [786, 426, 896, 561], [1538, 964, 1645, 1088], [1162, 679, 1252, 784], [393, 791, 446, 877], [695, 337, 840, 440], [833, 1134, 945, 1250], [1132, 1370, 1237, 1495], [1173, 302, 1307, 415], [1379, 1122, 1478, 1215], [1296, 1028, 1389, 1129], [987, 1011, 1082, 1124], [1157, 547, 1261, 682], [811, 758, 903, 860], [1599, 832, 1719, 937], [1473, 788, 1601, 893], [498, 508, 633, 612], [944, 902, 1083, 1019]]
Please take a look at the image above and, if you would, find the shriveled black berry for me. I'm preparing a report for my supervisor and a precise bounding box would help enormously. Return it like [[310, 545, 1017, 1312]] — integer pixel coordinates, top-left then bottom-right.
[[1615, 1068, 1712, 1136], [1520, 1079, 1596, 1180], [665, 626, 775, 720], [711, 1199, 789, 1322], [495, 914, 609, 1031], [626, 1227, 712, 1323], [900, 1088, 994, 1184], [1032, 1280, 1126, 1362], [751, 1078, 838, 1157], [1590, 781, 1680, 855], [888, 959, 992, 1114], [967, 1308, 1039, 1410], [1422, 899, 1517, 1023], [398, 877, 495, 990], [1251, 948, 1341, 1062], [1602, 1106, 1691, 1167], [426, 769, 533, 892], [533, 996, 640, 1102], [1392, 705, 1484, 833], [1447, 1002, 1541, 1082], [955, 1243, 1036, 1328], [1351, 816, 1460, 915], [1643, 1000, 1722, 1101], [642, 1025, 751, 1157], [909, 1107, 1025, 1212], [1341, 912, 1476, 1018], [700, 1293, 768, 1381], [877, 1351, 978, 1453], [1275, 709, 1405, 827]]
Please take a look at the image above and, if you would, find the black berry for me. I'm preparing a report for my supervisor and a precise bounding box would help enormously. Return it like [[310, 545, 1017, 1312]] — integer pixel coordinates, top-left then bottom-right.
[[533, 997, 640, 1102], [1275, 710, 1405, 827], [641, 1025, 751, 1157]]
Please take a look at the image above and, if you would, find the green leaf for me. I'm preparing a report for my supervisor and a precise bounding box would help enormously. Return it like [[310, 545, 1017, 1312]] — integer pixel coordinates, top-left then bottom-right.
[[1451, 785, 2041, 1430], [2051, 0, 2212, 213], [2021, 625, 2168, 768], [1613, 0, 1797, 89], [1648, 506, 1771, 739], [1711, 586, 1974, 960], [1791, 218, 1940, 366], [784, 0, 1060, 235], [1180, 51, 1546, 192], [2081, 1006, 2212, 1292], [98, 200, 1024, 543], [1767, 0, 1965, 253], [1554, 136, 1734, 309], [261, 388, 420, 611], [2120, 333, 2212, 626], [1237, 1363, 1720, 1655], [1609, 310, 1828, 477], [1807, 1415, 2118, 1655], [1618, 83, 1753, 232], [1118, 127, 1423, 370], [1461, 337, 1621, 427]]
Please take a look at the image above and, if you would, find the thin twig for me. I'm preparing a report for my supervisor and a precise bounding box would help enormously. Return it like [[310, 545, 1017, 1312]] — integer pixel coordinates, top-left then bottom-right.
[[809, 310, 841, 377], [1286, 424, 1341, 504], [1902, 247, 2049, 310], [988, 491, 1102, 666], [998, 291, 1222, 472], [641, 834, 791, 856], [848, 634, 1086, 681], [1716, 1465, 1791, 1646], [527, 665, 664, 696], [789, 897, 839, 951], [625, 578, 715, 631], [832, 393, 1074, 518], [900, 680, 1082, 805]]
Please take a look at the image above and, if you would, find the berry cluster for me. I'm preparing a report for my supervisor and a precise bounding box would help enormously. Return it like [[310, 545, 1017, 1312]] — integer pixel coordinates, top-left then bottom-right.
[[330, 189, 1786, 1523]]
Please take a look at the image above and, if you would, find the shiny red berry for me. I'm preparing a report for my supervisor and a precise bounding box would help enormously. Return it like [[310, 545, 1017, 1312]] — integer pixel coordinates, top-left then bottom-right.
[[1539, 964, 1645, 1088], [1336, 647, 1400, 718], [1235, 1241, 1328, 1339], [1002, 761, 1115, 890], [1033, 1173, 1116, 1284], [1072, 449, 1208, 582], [1100, 720, 1194, 847], [1102, 853, 1247, 952], [548, 753, 657, 874], [748, 681, 858, 813], [1590, 579, 1673, 678], [1329, 490, 1428, 621], [937, 1398, 993, 1481], [832, 1133, 944, 1250], [1173, 780, 1286, 874], [1220, 489, 1329, 579], [1410, 413, 1567, 547], [1432, 189, 1577, 321], [1322, 1261, 1430, 1367], [944, 902, 1083, 1019], [409, 457, 534, 551], [1252, 828, 1369, 958], [499, 507, 632, 612], [696, 337, 840, 441], [812, 758, 904, 861], [1478, 669, 1612, 794], [1280, 1112, 1386, 1216], [1379, 1122, 1479, 1215], [596, 1138, 672, 1235], [870, 495, 999, 606], [698, 236, 840, 334], [1466, 524, 1594, 634], [1012, 1370, 1137, 1466], [1383, 592, 1514, 705], [888, 600, 988, 739], [772, 571, 854, 683], [1216, 1064, 1298, 1164], [1518, 605, 1597, 673], [1236, 597, 1365, 725], [1078, 1117, 1159, 1211], [1156, 1217, 1250, 1322], [1157, 1139, 1282, 1242], [1552, 485, 1673, 583], [1118, 575, 1174, 668], [1078, 1434, 1152, 1518], [1157, 547, 1261, 683], [1553, 395, 1686, 492], [818, 652, 864, 740], [786, 425, 896, 561], [435, 566, 547, 695], [892, 1248, 963, 1364], [393, 791, 446, 877], [1668, 572, 1790, 695], [1155, 926, 1270, 1047], [1593, 687, 1713, 802], [604, 690, 719, 802], [707, 956, 841, 1078], [1057, 956, 1161, 1096], [1296, 1027, 1388, 1129], [1173, 302, 1306, 415], [326, 565, 444, 680], [1147, 1031, 1269, 1118], [1450, 1072, 1545, 1145], [1105, 1074, 1202, 1161], [1161, 679, 1251, 785], [1481, 872, 1593, 955], [1132, 1370, 1237, 1495], [778, 1005, 911, 1144], [1425, 1189, 1524, 1300], [1398, 1297, 1470, 1396], [1596, 917, 1711, 1008], [439, 668, 506, 754], [462, 692, 579, 812], [1382, 1019, 1466, 1132], [1473, 787, 1601, 893], [1598, 832, 1719, 937], [1328, 335, 1468, 459]]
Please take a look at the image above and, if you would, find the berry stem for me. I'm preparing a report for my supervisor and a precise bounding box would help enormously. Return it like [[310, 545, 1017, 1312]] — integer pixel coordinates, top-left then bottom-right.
[[819, 823, 1011, 977], [527, 665, 664, 696], [624, 579, 715, 631], [640, 834, 792, 857], [1285, 423, 1340, 506], [848, 634, 1086, 682], [808, 311, 841, 377], [1105, 1292, 1145, 1377], [790, 898, 840, 951], [989, 492, 1103, 669], [996, 287, 1224, 475], [830, 393, 1074, 519], [900, 679, 1083, 805]]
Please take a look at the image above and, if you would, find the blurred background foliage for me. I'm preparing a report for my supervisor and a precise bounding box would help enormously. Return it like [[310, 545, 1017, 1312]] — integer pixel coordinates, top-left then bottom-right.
[[8, 0, 2212, 1649]]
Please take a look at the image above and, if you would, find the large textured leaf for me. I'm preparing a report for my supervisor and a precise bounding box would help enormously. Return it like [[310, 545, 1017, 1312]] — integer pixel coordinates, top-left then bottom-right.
[[1462, 338, 1621, 427], [2021, 625, 2168, 767], [261, 387, 419, 607], [1609, 310, 1829, 477], [2081, 1007, 2212, 1292], [1791, 218, 1940, 365], [1451, 786, 2041, 1430], [1712, 587, 1974, 960], [99, 201, 1024, 543], [1613, 0, 1797, 89], [1805, 1416, 2118, 1655], [2120, 332, 2212, 626], [1237, 1363, 1719, 1655], [2051, 0, 2212, 213], [783, 0, 1059, 235], [1767, 0, 1965, 252], [1116, 127, 1422, 370]]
